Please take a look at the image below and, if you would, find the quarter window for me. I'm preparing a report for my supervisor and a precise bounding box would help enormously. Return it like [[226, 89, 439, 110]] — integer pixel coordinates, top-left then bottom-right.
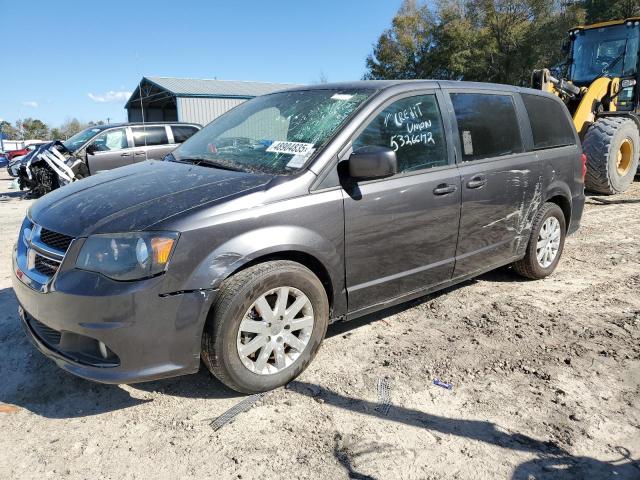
[[521, 94, 576, 150], [353, 94, 447, 173], [89, 128, 128, 152], [171, 126, 199, 144], [132, 126, 169, 147], [451, 93, 523, 161]]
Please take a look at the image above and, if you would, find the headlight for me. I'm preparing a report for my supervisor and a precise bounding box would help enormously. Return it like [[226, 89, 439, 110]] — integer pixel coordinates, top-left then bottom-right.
[[76, 232, 178, 281]]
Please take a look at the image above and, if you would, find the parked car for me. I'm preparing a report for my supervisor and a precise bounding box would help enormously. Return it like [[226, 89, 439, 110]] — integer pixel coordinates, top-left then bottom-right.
[[12, 81, 585, 393], [6, 142, 47, 161], [11, 122, 201, 196], [7, 155, 26, 177]]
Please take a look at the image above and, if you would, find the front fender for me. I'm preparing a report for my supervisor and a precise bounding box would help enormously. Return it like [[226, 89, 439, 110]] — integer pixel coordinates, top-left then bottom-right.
[[184, 224, 343, 294]]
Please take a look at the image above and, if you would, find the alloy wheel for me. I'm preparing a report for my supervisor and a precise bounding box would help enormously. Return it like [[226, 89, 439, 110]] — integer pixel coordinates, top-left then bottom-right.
[[236, 286, 314, 375], [536, 217, 561, 268]]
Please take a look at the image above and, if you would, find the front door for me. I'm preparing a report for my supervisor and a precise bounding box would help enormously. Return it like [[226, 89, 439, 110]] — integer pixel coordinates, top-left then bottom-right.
[[85, 127, 132, 173], [445, 91, 541, 277], [342, 92, 461, 314]]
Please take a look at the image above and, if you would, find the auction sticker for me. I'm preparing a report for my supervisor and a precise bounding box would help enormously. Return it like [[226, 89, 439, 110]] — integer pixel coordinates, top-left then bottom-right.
[[266, 141, 315, 156]]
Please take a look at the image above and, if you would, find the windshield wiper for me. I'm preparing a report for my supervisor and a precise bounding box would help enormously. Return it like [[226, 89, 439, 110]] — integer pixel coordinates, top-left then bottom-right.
[[602, 51, 625, 76], [174, 156, 245, 172]]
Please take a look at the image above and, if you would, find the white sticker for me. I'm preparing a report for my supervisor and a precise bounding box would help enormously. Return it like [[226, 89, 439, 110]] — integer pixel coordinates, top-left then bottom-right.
[[266, 140, 315, 156], [286, 153, 312, 168], [462, 131, 474, 156], [331, 93, 353, 101]]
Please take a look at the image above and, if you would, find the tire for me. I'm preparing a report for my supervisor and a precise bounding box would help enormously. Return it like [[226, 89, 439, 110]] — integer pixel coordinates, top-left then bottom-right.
[[512, 202, 566, 280], [201, 260, 329, 394], [583, 117, 639, 195]]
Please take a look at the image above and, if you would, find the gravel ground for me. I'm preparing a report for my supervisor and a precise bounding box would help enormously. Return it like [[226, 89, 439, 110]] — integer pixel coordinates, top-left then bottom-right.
[[0, 173, 639, 480]]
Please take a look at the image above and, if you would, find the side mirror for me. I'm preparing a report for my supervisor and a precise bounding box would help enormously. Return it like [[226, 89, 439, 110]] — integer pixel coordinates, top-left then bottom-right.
[[561, 37, 571, 55], [348, 146, 397, 180], [85, 143, 97, 155]]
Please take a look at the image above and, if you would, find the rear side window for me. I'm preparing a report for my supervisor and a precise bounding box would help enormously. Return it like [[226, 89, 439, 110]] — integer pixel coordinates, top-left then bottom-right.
[[172, 125, 198, 144], [451, 93, 523, 161], [521, 94, 576, 150], [353, 94, 448, 173], [132, 126, 169, 147]]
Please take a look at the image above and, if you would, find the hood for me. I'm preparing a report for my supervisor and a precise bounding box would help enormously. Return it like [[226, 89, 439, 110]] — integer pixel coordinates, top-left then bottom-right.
[[29, 160, 274, 236]]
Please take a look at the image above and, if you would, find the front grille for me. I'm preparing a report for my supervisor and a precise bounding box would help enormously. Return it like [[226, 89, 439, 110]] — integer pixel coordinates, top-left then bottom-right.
[[40, 228, 74, 252], [33, 254, 60, 276], [28, 317, 62, 346]]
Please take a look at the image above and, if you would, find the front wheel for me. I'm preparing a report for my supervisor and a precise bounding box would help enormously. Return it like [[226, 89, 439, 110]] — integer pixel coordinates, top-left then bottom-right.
[[512, 202, 566, 279], [202, 260, 329, 393]]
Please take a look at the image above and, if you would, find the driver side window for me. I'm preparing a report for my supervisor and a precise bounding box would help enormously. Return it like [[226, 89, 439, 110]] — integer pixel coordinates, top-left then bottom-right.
[[353, 94, 447, 173], [89, 128, 128, 152]]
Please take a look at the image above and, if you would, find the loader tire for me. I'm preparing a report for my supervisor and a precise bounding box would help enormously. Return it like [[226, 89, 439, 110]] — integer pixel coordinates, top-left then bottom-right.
[[583, 117, 639, 195]]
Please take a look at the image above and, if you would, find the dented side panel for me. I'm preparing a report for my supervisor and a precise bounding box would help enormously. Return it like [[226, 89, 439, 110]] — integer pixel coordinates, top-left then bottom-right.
[[454, 152, 541, 277], [161, 187, 347, 317]]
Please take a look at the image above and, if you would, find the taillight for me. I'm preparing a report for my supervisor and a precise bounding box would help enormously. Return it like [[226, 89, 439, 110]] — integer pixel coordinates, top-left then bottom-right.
[[580, 153, 587, 182]]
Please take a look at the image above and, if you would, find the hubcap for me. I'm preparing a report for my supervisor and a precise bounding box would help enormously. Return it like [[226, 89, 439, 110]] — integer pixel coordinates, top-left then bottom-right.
[[536, 217, 561, 269], [616, 138, 633, 176], [236, 286, 314, 375]]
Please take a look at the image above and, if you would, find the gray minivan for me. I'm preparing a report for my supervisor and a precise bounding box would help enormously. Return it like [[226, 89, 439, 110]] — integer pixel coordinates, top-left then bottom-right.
[[12, 81, 585, 393], [67, 122, 201, 173]]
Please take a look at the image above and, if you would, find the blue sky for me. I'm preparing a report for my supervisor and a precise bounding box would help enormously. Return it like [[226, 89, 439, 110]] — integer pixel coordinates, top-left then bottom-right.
[[0, 0, 401, 127]]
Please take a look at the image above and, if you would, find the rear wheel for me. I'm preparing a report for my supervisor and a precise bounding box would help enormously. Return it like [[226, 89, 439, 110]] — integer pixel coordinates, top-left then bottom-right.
[[583, 117, 639, 194], [201, 260, 329, 393], [513, 202, 566, 280]]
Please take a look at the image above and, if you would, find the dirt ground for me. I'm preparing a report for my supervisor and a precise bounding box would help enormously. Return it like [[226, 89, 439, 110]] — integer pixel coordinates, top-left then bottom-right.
[[0, 172, 639, 480]]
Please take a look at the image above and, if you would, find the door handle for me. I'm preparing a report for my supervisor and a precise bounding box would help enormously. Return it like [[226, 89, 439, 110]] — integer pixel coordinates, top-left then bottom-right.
[[433, 183, 457, 196], [134, 151, 146, 155], [120, 152, 132, 157], [466, 175, 487, 189]]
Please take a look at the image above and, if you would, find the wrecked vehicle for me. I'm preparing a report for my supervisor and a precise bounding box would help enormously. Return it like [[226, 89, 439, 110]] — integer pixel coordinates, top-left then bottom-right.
[[13, 81, 585, 394], [15, 123, 200, 197]]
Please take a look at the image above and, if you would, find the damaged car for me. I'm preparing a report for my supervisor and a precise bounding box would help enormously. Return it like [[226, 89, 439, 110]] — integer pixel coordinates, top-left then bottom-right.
[[15, 122, 200, 197], [13, 81, 585, 394]]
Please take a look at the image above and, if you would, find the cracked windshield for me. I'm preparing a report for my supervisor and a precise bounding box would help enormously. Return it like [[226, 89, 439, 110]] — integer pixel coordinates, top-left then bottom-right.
[[172, 89, 372, 174]]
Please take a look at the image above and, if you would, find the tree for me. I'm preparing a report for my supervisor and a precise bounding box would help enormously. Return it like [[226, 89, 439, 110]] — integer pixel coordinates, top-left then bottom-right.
[[58, 118, 83, 139], [364, 0, 437, 80], [364, 0, 586, 85], [582, 0, 640, 22], [0, 120, 18, 140], [16, 118, 49, 140], [50, 128, 63, 140]]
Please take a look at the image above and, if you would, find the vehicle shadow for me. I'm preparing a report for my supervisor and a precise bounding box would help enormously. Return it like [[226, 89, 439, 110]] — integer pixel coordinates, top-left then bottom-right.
[[326, 283, 460, 339], [0, 190, 26, 201], [586, 196, 640, 205], [327, 268, 529, 339], [288, 381, 640, 479], [0, 287, 238, 419]]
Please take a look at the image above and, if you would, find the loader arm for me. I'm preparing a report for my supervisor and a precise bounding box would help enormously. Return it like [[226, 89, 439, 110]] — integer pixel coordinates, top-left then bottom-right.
[[572, 77, 620, 135]]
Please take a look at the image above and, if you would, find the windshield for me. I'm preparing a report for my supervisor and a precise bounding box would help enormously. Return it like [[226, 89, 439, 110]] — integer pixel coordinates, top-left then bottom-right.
[[570, 24, 639, 84], [62, 127, 104, 151], [172, 89, 373, 175]]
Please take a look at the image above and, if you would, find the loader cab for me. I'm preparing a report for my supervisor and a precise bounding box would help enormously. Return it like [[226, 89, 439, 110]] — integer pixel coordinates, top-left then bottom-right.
[[567, 19, 640, 111]]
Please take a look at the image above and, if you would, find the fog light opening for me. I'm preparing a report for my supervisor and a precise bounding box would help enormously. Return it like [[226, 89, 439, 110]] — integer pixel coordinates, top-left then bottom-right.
[[98, 341, 108, 359]]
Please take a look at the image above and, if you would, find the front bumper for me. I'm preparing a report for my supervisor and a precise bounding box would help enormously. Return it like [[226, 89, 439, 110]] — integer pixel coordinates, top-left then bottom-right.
[[12, 250, 216, 384]]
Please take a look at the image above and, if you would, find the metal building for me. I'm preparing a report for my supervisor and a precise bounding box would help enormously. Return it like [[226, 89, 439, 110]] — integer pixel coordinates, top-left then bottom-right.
[[125, 76, 300, 126]]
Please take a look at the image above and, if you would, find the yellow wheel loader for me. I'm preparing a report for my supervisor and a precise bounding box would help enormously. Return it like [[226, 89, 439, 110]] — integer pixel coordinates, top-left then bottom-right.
[[532, 18, 640, 194]]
